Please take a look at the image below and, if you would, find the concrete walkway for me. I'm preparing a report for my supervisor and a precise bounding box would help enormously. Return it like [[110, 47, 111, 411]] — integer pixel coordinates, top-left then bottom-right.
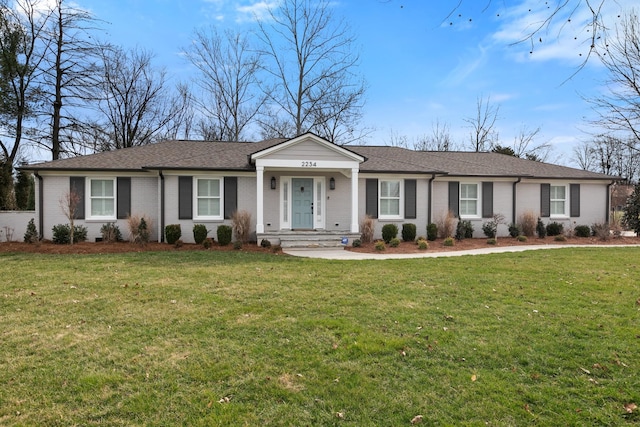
[[283, 244, 640, 260]]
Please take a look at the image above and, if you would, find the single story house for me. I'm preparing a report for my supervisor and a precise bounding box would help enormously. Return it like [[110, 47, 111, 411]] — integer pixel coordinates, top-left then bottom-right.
[[23, 133, 617, 246]]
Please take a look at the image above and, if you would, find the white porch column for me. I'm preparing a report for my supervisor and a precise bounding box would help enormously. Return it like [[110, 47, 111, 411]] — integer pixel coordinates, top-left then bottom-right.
[[256, 166, 265, 233], [350, 168, 359, 233]]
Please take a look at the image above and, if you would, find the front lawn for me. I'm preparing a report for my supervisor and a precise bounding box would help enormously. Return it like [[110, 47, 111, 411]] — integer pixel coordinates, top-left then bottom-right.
[[1, 248, 638, 425]]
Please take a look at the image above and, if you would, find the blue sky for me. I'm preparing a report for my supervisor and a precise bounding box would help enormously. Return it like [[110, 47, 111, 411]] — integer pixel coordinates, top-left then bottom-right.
[[69, 0, 634, 166]]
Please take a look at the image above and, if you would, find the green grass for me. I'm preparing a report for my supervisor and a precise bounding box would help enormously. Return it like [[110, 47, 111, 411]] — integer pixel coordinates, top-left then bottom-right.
[[1, 248, 639, 426]]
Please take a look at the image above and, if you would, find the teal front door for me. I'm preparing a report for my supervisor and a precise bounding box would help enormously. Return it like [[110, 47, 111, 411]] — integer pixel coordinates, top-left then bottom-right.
[[292, 178, 314, 229]]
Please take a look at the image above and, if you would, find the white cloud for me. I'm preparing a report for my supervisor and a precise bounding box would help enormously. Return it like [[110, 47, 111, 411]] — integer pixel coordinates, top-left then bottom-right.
[[235, 1, 277, 23]]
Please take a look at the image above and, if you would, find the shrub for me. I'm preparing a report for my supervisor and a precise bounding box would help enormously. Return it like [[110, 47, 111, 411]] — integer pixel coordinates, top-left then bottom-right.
[[591, 223, 611, 241], [100, 223, 122, 243], [165, 224, 182, 245], [517, 235, 528, 242], [554, 235, 567, 242], [127, 215, 152, 245], [574, 225, 591, 238], [260, 239, 272, 248], [417, 239, 429, 250], [546, 221, 564, 236], [24, 218, 39, 243], [482, 221, 497, 239], [232, 210, 252, 243], [623, 182, 640, 236], [508, 223, 521, 238], [233, 241, 243, 250], [389, 237, 401, 247], [52, 224, 87, 244], [217, 225, 233, 246], [381, 223, 398, 243], [443, 237, 454, 247], [518, 211, 537, 237], [487, 238, 497, 245], [193, 224, 208, 244], [174, 239, 184, 248], [401, 223, 417, 242], [203, 238, 214, 249], [436, 210, 456, 238], [455, 220, 474, 240], [374, 240, 386, 251], [352, 239, 361, 248], [360, 215, 375, 243], [427, 223, 438, 241], [536, 218, 546, 238]]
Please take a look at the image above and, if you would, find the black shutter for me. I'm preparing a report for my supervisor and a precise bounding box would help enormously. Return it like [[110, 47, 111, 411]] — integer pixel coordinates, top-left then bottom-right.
[[404, 179, 416, 219], [224, 177, 237, 219], [178, 176, 192, 220], [448, 181, 459, 218], [540, 183, 551, 218], [365, 179, 378, 218], [482, 182, 493, 218], [117, 177, 131, 219], [70, 177, 85, 219], [570, 184, 580, 217]]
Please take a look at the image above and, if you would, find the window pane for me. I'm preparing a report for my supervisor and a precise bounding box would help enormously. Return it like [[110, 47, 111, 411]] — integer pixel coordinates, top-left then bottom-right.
[[91, 179, 113, 197], [461, 184, 477, 199], [551, 185, 565, 199], [381, 180, 400, 197], [381, 199, 399, 216], [91, 198, 114, 216], [198, 198, 220, 216], [198, 179, 220, 197], [460, 200, 477, 216], [551, 201, 565, 215]]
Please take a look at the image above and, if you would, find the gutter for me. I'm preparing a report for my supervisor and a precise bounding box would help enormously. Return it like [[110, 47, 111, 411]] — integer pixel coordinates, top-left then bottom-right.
[[159, 170, 165, 243], [606, 180, 615, 223], [427, 173, 436, 224], [34, 171, 44, 240], [512, 177, 521, 224]]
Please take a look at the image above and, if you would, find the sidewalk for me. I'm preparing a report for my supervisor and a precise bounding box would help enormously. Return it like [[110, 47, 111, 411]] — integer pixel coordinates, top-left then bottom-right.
[[283, 244, 640, 260]]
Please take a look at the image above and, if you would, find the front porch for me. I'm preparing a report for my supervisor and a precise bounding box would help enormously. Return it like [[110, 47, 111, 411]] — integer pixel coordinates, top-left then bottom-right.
[[258, 230, 361, 248]]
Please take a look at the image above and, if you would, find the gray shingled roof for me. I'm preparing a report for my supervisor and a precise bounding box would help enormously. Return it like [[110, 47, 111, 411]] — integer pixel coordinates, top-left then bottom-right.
[[24, 139, 615, 180]]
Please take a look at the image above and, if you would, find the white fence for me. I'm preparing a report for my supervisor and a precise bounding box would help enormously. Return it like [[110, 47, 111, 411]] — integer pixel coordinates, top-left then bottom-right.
[[0, 211, 35, 242]]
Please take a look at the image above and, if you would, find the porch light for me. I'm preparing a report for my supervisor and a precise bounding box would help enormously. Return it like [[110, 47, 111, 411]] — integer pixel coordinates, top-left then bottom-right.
[[271, 176, 276, 190], [329, 177, 335, 190]]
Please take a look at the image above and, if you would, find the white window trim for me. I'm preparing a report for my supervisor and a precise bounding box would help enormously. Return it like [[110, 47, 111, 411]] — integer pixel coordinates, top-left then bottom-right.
[[550, 184, 569, 218], [86, 177, 117, 221], [193, 176, 224, 221], [459, 182, 481, 219], [379, 179, 403, 220]]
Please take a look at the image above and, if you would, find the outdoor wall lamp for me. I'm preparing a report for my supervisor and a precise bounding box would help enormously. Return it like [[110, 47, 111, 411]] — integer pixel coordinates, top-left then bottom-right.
[[271, 176, 276, 190], [329, 177, 335, 190]]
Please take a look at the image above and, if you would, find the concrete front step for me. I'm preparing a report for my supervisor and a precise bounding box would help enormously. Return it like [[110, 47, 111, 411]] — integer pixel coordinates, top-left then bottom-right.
[[259, 232, 360, 248]]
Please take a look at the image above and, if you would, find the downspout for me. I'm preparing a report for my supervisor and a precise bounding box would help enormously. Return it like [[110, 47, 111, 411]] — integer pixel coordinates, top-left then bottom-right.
[[512, 177, 521, 224], [159, 170, 165, 242], [606, 180, 614, 223], [35, 171, 44, 240], [427, 174, 436, 224]]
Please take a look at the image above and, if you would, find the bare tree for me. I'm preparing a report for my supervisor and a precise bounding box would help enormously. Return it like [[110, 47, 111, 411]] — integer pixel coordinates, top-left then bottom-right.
[[414, 119, 456, 151], [92, 45, 189, 150], [573, 140, 596, 170], [511, 124, 551, 161], [590, 10, 640, 145], [59, 188, 80, 244], [256, 0, 366, 143], [464, 96, 499, 152], [183, 27, 263, 142]]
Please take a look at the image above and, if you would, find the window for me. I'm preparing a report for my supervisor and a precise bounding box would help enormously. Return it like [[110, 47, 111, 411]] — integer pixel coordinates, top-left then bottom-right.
[[196, 178, 222, 219], [89, 178, 115, 219], [460, 183, 479, 217], [550, 185, 567, 216], [380, 180, 401, 218]]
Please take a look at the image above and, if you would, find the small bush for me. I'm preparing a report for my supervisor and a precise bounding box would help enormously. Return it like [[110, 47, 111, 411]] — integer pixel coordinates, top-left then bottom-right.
[[352, 239, 361, 248], [389, 237, 401, 247], [417, 239, 429, 250], [232, 210, 252, 243], [427, 223, 438, 241], [554, 235, 567, 242], [24, 218, 39, 243], [203, 238, 214, 249], [360, 215, 375, 243], [591, 223, 611, 241], [193, 224, 208, 245], [174, 239, 184, 248], [482, 221, 497, 239], [401, 223, 417, 242], [217, 225, 233, 246], [517, 235, 528, 242], [518, 211, 537, 237], [260, 239, 272, 248], [100, 223, 122, 243], [374, 240, 386, 251], [508, 223, 521, 238], [487, 238, 497, 245], [574, 225, 591, 238], [546, 221, 564, 236], [127, 215, 152, 245], [233, 241, 243, 250], [381, 223, 398, 243], [536, 218, 546, 238], [436, 210, 456, 238], [271, 244, 282, 253], [443, 237, 454, 247], [52, 224, 88, 244], [165, 224, 182, 245], [455, 220, 474, 240]]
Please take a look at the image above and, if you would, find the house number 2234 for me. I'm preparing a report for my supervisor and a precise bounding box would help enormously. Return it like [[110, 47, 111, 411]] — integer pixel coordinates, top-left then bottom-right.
[[301, 161, 317, 167]]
